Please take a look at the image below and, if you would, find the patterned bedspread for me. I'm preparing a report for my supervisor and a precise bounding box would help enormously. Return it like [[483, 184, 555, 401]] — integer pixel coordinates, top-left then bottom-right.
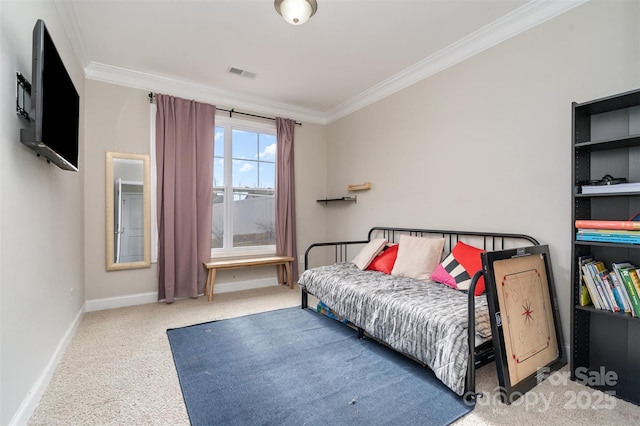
[[298, 262, 492, 396]]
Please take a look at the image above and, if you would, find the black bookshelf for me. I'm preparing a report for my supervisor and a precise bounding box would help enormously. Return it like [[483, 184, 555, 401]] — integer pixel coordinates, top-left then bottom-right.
[[571, 88, 640, 405]]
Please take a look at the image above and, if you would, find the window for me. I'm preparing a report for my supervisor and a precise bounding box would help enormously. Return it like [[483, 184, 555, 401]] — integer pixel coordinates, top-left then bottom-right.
[[212, 117, 276, 255]]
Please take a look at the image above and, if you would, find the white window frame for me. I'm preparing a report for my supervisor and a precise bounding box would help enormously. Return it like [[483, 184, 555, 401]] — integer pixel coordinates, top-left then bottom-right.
[[212, 115, 277, 258]]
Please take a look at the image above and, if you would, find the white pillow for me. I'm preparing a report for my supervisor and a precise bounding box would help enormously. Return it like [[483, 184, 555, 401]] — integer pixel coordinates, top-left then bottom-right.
[[391, 235, 445, 281], [351, 238, 387, 270]]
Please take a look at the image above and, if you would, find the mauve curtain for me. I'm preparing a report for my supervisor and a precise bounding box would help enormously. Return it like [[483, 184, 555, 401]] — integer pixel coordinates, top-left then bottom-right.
[[155, 94, 215, 302], [275, 117, 299, 282]]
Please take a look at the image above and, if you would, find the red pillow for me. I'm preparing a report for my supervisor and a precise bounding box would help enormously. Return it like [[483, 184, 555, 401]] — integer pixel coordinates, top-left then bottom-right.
[[366, 244, 399, 274], [451, 242, 486, 295]]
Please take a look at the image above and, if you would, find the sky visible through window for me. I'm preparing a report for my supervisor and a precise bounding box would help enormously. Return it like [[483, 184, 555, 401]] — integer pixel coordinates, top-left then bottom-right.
[[214, 127, 276, 189], [212, 124, 276, 249]]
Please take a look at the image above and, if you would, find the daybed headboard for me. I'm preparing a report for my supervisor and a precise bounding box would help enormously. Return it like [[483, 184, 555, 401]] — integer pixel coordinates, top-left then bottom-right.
[[368, 227, 539, 254], [304, 226, 539, 270]]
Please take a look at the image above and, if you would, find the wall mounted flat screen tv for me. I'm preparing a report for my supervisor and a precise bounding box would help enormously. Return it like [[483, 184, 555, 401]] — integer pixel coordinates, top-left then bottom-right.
[[20, 19, 79, 172]]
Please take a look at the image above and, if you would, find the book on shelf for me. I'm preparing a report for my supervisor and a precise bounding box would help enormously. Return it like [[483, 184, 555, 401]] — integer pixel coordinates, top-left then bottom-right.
[[598, 269, 620, 312], [581, 258, 606, 310], [575, 220, 640, 230], [611, 261, 634, 303], [577, 229, 640, 236], [578, 257, 640, 315], [581, 182, 640, 194], [630, 269, 640, 314], [609, 268, 632, 313], [587, 261, 615, 311], [579, 284, 592, 307], [578, 256, 595, 307], [581, 265, 602, 309], [606, 274, 627, 312], [576, 234, 640, 244], [617, 266, 640, 317]]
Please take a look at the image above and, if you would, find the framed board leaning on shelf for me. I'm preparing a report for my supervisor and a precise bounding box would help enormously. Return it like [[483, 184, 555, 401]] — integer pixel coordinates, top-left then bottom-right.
[[481, 245, 567, 404]]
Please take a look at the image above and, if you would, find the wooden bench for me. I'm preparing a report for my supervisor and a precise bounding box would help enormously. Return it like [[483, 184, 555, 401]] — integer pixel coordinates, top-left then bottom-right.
[[203, 255, 295, 302]]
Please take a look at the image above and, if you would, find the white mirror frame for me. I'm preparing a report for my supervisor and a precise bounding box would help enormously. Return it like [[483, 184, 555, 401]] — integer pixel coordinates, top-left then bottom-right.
[[105, 152, 151, 271]]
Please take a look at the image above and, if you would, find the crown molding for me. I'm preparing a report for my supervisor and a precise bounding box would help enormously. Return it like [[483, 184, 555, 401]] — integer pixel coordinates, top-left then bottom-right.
[[325, 0, 589, 123], [85, 62, 329, 125], [62, 0, 588, 126]]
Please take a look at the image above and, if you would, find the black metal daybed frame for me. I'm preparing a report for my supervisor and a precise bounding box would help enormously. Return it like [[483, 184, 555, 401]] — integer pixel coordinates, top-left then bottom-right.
[[300, 226, 539, 402]]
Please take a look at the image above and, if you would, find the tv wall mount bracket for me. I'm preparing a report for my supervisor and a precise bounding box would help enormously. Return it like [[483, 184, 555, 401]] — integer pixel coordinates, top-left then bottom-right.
[[16, 72, 31, 121]]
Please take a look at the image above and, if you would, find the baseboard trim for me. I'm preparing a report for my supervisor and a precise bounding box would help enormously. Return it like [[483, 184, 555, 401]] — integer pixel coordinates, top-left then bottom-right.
[[11, 278, 280, 424], [85, 279, 280, 312], [85, 292, 158, 312], [10, 305, 85, 426]]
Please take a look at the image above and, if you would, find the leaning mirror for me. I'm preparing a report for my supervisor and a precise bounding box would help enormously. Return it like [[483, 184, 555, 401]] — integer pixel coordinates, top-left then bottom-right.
[[105, 152, 151, 271]]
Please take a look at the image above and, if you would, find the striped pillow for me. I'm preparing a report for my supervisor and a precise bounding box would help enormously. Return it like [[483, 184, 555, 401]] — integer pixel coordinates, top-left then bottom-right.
[[430, 241, 485, 295]]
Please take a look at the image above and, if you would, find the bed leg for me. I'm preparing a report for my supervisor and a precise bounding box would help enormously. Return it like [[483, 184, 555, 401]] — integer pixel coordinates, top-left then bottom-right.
[[358, 328, 364, 339], [465, 270, 484, 403], [464, 390, 482, 404], [301, 288, 308, 309]]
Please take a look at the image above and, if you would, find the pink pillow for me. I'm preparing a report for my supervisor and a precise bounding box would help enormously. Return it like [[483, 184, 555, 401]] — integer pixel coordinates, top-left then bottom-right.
[[431, 261, 458, 287]]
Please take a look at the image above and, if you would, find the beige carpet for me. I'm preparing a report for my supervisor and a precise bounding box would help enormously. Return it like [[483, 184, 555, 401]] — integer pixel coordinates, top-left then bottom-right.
[[29, 284, 640, 425]]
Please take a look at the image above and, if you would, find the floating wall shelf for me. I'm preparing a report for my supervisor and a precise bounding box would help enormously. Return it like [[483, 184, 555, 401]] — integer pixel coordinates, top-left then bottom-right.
[[316, 196, 357, 205], [347, 182, 372, 191]]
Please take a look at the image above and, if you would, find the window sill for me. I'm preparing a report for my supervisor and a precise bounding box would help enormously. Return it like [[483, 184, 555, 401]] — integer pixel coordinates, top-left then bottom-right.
[[210, 246, 276, 259]]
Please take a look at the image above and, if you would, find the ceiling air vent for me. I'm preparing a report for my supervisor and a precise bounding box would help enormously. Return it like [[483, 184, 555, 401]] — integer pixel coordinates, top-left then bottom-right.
[[227, 67, 256, 79]]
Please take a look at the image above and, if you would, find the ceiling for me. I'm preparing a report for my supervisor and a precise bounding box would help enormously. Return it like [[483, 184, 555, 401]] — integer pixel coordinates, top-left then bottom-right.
[[57, 0, 586, 124]]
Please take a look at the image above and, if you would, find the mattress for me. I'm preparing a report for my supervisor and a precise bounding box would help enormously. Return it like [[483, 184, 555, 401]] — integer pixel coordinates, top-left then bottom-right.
[[298, 262, 492, 396]]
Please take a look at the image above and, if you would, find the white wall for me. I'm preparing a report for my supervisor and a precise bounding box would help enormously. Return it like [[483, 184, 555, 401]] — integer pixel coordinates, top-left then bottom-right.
[[325, 0, 640, 343], [83, 79, 328, 302], [0, 2, 86, 424], [83, 81, 158, 303]]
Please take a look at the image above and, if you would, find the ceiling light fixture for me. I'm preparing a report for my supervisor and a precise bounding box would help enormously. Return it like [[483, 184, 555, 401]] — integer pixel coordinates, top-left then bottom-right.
[[274, 0, 318, 25]]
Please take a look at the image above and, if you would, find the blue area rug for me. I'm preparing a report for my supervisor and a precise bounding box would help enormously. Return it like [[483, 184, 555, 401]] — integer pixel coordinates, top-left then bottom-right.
[[167, 307, 474, 425]]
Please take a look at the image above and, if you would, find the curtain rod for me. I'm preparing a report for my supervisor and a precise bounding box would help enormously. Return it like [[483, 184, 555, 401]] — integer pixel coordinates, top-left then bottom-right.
[[148, 92, 302, 126]]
